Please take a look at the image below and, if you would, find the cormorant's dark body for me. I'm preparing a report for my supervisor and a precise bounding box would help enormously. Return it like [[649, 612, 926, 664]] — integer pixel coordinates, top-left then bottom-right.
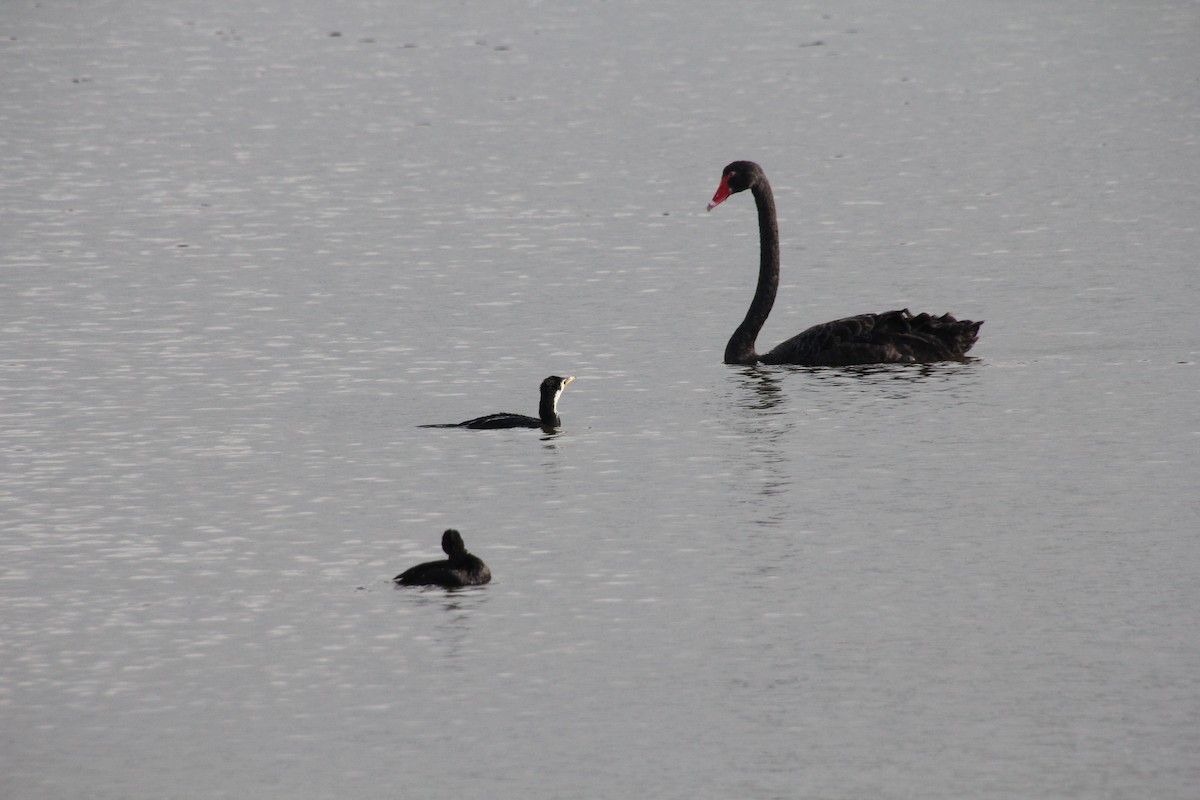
[[419, 375, 575, 430]]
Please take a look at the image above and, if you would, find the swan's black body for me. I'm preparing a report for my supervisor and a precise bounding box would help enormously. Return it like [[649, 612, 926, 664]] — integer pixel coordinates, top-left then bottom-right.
[[394, 529, 491, 588], [418, 375, 575, 430], [707, 161, 982, 366]]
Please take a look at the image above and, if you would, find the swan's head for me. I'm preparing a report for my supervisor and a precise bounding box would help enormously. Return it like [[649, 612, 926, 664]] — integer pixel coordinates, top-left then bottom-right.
[[707, 160, 764, 211], [540, 375, 575, 413]]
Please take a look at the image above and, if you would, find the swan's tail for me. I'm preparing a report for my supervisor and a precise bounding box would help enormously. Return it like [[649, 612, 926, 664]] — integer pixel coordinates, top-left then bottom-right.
[[898, 309, 983, 358]]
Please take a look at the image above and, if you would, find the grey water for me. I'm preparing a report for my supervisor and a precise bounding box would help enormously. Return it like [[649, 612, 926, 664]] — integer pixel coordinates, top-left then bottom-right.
[[2, 1, 1198, 798]]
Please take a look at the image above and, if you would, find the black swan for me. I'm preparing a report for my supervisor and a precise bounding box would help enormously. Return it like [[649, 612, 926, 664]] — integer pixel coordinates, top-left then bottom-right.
[[394, 529, 491, 587], [707, 161, 982, 366], [418, 375, 575, 430]]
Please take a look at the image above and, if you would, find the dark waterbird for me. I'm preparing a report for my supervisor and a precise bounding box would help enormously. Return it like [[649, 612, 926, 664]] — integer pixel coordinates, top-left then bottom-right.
[[418, 375, 575, 430], [707, 160, 982, 366], [394, 529, 491, 588]]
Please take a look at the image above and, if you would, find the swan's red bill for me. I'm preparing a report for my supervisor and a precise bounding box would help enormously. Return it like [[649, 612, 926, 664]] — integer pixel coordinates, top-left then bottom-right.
[[707, 175, 733, 211]]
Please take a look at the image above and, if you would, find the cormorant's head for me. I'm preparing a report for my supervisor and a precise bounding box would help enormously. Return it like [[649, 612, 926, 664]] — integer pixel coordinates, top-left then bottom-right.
[[542, 376, 573, 412], [540, 375, 575, 413]]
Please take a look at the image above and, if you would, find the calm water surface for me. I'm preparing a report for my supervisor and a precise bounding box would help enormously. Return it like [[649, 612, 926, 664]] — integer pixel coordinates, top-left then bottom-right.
[[2, 1, 1198, 798]]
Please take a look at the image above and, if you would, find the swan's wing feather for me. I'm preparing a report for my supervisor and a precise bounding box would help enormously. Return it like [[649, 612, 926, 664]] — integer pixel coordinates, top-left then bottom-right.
[[763, 309, 982, 366]]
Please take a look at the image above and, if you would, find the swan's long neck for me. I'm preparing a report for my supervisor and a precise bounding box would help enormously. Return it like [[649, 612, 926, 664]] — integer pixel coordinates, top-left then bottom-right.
[[724, 180, 780, 365]]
